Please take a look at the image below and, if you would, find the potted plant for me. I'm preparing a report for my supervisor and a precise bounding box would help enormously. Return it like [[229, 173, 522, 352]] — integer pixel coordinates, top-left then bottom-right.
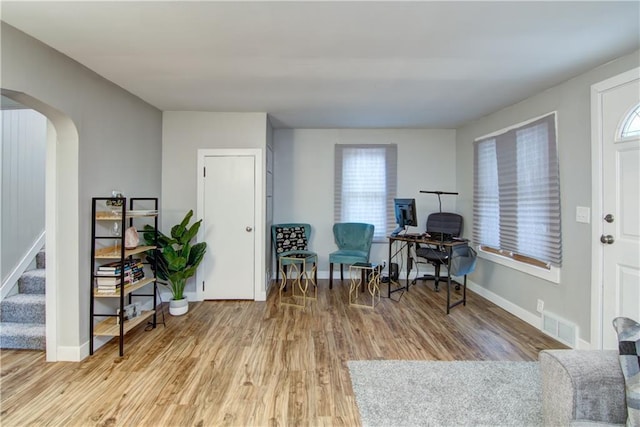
[[143, 210, 207, 316]]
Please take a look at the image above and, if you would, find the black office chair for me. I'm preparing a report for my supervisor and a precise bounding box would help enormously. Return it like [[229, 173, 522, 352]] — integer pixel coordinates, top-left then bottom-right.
[[412, 212, 463, 291]]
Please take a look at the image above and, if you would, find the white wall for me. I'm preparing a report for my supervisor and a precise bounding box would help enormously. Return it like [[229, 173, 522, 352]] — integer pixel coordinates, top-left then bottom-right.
[[1, 109, 47, 284], [1, 23, 163, 359], [161, 111, 268, 298], [273, 128, 456, 278], [456, 49, 640, 347]]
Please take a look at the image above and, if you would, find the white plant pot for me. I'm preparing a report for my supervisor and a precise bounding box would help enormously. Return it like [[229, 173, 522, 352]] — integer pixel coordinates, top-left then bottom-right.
[[169, 298, 188, 316]]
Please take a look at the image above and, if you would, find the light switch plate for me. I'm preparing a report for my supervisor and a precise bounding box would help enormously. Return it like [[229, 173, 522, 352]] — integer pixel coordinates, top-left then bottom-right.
[[576, 206, 590, 224]]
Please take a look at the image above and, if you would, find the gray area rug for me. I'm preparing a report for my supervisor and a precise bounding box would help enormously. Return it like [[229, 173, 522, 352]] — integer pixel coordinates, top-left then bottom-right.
[[348, 360, 542, 427]]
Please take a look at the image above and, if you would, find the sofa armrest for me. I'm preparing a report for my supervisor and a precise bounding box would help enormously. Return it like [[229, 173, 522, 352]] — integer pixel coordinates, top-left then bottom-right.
[[539, 350, 626, 426]]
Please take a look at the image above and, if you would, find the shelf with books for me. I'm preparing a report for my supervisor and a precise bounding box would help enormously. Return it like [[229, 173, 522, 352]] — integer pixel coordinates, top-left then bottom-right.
[[93, 277, 156, 298], [89, 196, 160, 357]]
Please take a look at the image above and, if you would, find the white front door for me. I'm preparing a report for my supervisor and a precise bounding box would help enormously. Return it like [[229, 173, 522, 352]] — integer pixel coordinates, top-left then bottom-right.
[[201, 154, 256, 299], [592, 69, 640, 349]]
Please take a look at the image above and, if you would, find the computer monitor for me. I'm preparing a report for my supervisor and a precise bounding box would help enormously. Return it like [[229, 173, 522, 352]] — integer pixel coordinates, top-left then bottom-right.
[[392, 198, 417, 236]]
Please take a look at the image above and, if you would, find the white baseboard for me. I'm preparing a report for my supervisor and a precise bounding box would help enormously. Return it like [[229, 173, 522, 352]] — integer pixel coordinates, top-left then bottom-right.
[[467, 280, 588, 349], [466, 280, 542, 329], [56, 343, 86, 362]]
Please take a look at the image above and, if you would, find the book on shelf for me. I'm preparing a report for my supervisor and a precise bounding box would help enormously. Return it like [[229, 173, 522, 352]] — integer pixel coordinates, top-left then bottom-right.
[[96, 259, 145, 278], [95, 271, 144, 287], [98, 258, 143, 271], [95, 282, 135, 293]]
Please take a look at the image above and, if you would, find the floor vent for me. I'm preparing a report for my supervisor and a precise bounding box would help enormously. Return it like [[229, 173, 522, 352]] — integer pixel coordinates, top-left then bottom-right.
[[541, 311, 578, 348]]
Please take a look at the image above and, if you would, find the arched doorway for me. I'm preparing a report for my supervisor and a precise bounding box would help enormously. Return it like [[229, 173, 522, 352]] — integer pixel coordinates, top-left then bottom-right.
[[1, 89, 80, 361]]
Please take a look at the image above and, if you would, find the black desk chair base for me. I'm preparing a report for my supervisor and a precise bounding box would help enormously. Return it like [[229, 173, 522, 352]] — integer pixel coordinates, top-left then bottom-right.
[[411, 269, 462, 292]]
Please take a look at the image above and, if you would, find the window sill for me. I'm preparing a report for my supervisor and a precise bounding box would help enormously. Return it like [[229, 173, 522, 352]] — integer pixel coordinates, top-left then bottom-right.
[[476, 246, 560, 284]]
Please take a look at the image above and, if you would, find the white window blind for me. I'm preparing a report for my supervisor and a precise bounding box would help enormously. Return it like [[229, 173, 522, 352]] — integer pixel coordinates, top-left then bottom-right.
[[334, 144, 397, 242], [473, 113, 562, 267]]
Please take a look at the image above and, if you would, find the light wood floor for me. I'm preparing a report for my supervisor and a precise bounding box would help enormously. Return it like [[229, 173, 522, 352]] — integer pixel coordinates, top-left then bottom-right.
[[1, 279, 565, 426]]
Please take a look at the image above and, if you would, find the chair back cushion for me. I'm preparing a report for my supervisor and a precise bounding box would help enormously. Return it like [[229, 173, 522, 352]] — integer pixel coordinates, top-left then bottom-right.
[[426, 212, 463, 237], [272, 224, 310, 255], [332, 223, 375, 253]]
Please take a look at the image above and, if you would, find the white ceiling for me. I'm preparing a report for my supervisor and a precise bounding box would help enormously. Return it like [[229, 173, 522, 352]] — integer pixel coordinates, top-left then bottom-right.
[[2, 1, 639, 129]]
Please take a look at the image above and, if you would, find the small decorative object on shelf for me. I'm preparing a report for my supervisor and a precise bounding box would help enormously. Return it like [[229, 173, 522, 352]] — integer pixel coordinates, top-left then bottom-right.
[[89, 196, 160, 357], [124, 226, 139, 249]]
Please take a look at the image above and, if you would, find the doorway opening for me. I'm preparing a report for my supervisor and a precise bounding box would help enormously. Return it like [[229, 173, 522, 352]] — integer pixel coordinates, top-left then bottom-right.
[[1, 89, 80, 361]]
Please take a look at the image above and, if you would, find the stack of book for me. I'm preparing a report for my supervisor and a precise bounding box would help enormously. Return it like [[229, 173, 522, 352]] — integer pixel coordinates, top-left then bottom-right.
[[95, 259, 145, 293]]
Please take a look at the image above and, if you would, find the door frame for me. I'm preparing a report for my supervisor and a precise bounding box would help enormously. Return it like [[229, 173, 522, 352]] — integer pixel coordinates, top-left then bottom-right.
[[590, 67, 640, 349], [195, 148, 265, 301]]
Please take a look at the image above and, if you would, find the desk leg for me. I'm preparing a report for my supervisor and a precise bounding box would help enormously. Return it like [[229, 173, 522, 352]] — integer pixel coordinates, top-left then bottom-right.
[[445, 245, 468, 314], [405, 241, 412, 292], [446, 269, 451, 315], [388, 239, 392, 298], [446, 246, 453, 314]]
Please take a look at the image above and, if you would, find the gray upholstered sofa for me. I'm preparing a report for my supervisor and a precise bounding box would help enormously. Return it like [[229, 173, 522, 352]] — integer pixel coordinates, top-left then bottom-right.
[[539, 349, 627, 426]]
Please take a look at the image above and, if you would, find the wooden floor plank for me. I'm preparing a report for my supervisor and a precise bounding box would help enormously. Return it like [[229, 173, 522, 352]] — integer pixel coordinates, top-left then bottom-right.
[[0, 280, 565, 426]]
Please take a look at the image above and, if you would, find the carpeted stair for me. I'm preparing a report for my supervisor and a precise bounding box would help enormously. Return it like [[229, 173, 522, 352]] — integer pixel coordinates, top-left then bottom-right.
[[0, 250, 46, 350]]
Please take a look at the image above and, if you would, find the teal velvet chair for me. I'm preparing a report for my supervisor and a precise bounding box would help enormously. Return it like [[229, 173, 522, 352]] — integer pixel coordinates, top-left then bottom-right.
[[271, 223, 317, 283], [329, 222, 375, 289]]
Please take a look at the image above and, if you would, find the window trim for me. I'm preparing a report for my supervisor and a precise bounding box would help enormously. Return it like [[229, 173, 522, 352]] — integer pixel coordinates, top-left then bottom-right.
[[476, 244, 561, 283]]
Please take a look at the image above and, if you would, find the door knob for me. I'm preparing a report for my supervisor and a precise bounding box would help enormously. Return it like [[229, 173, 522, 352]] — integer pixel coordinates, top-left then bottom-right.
[[600, 234, 614, 244], [604, 214, 614, 223], [246, 226, 253, 232]]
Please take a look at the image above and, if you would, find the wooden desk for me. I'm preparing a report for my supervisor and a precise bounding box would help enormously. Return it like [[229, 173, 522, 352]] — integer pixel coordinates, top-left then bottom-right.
[[387, 234, 467, 313]]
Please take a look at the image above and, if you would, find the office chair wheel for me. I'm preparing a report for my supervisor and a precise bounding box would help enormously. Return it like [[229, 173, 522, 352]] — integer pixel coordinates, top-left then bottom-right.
[[434, 284, 440, 292], [455, 284, 461, 291], [411, 279, 417, 285]]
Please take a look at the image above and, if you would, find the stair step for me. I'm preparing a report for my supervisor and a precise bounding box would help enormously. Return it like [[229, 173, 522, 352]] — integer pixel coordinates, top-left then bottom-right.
[[18, 269, 46, 294], [36, 250, 46, 269], [0, 322, 45, 350], [0, 294, 46, 323]]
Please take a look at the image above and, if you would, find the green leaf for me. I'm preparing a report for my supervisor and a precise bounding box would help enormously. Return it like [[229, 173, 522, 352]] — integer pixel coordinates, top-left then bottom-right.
[[181, 241, 192, 263], [180, 220, 201, 244], [143, 225, 175, 247], [164, 246, 187, 272], [171, 210, 194, 240], [188, 242, 207, 268], [145, 248, 170, 281]]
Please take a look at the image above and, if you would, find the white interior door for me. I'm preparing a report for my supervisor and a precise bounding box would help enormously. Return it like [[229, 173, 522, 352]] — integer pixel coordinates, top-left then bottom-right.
[[202, 154, 255, 299], [597, 72, 640, 348]]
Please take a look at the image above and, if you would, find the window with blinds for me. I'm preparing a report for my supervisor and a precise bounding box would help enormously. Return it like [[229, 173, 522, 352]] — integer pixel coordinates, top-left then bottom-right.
[[473, 113, 561, 268], [334, 144, 397, 242]]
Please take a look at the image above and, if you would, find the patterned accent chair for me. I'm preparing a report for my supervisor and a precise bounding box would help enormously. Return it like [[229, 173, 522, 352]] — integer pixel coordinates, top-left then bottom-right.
[[329, 223, 375, 289], [271, 223, 316, 283]]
